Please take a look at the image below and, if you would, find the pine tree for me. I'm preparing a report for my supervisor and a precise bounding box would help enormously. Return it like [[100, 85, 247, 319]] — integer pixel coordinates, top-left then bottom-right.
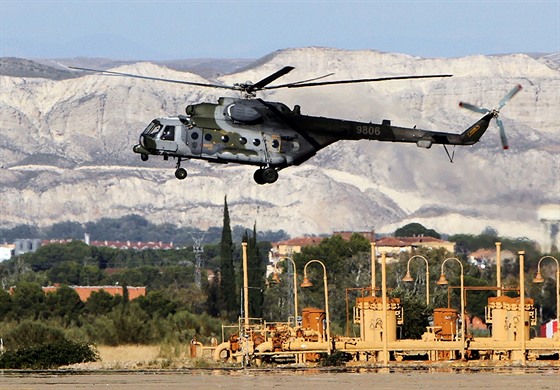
[[246, 223, 266, 318], [219, 196, 237, 321]]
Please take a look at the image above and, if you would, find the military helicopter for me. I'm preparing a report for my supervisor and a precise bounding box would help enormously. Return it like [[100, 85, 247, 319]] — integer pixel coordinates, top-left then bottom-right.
[[70, 65, 521, 184]]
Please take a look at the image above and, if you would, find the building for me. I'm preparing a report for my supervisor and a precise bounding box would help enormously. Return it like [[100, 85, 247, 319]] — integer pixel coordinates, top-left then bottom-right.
[[271, 231, 376, 260], [12, 238, 175, 255], [14, 239, 42, 256], [41, 285, 146, 301], [270, 236, 324, 259], [375, 236, 455, 260], [333, 231, 376, 242], [467, 248, 516, 269], [0, 244, 15, 262], [44, 239, 174, 250]]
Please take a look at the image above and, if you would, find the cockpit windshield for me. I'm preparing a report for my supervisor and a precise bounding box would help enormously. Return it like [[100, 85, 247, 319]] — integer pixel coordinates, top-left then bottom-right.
[[142, 120, 162, 137]]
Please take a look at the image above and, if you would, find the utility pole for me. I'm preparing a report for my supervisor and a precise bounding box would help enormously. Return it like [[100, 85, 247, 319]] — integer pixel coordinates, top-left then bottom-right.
[[188, 230, 207, 288]]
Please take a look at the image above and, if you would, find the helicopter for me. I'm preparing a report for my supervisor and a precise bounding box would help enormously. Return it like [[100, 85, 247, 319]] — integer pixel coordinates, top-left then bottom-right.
[[70, 65, 521, 184]]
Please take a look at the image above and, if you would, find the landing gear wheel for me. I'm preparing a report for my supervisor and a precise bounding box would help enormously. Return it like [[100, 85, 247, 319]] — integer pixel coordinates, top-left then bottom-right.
[[253, 169, 266, 185], [175, 167, 188, 180], [262, 167, 278, 184], [141, 153, 149, 161]]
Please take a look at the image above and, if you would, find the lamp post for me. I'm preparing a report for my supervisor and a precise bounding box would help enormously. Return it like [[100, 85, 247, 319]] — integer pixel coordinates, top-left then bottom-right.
[[496, 242, 502, 297], [371, 241, 377, 297], [437, 257, 465, 359], [300, 259, 330, 353], [402, 255, 430, 306], [533, 255, 559, 325], [381, 251, 389, 365], [242, 242, 249, 328], [273, 257, 299, 325], [519, 251, 526, 364]]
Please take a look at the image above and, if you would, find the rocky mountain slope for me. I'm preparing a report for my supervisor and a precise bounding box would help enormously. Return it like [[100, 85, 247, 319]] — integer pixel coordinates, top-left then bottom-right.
[[0, 48, 558, 245]]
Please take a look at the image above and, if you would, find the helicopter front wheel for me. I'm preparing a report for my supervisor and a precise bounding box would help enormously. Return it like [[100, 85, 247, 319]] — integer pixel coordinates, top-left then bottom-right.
[[253, 169, 265, 185], [175, 167, 188, 180], [254, 167, 278, 185], [141, 153, 149, 161]]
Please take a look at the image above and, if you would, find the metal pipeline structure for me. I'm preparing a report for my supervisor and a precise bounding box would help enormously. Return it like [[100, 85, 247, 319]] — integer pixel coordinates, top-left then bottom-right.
[[198, 250, 559, 365], [202, 295, 558, 365]]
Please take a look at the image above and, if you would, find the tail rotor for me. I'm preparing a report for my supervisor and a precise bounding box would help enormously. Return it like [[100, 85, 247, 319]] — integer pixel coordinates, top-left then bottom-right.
[[459, 84, 522, 150]]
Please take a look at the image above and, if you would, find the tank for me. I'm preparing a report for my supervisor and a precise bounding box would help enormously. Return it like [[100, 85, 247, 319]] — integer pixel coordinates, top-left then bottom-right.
[[486, 296, 535, 342], [355, 296, 402, 343], [433, 308, 458, 341], [301, 307, 326, 338]]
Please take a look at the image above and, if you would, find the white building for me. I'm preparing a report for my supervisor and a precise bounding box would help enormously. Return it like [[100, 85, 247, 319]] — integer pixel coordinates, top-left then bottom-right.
[[0, 244, 15, 262]]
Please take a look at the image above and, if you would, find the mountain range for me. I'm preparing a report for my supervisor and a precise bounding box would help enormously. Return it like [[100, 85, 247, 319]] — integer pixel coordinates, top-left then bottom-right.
[[0, 48, 558, 247]]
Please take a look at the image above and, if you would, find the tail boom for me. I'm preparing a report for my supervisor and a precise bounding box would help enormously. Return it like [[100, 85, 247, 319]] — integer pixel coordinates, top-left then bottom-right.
[[458, 112, 494, 145]]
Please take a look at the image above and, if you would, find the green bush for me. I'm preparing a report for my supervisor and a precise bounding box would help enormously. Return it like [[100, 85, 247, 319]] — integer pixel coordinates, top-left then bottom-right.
[[0, 339, 99, 369], [2, 320, 66, 350]]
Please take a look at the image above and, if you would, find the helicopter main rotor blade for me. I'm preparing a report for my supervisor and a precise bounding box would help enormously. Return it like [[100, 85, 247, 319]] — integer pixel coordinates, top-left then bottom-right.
[[68, 66, 235, 90], [498, 84, 522, 109], [247, 66, 295, 92], [264, 74, 453, 90], [280, 72, 336, 87]]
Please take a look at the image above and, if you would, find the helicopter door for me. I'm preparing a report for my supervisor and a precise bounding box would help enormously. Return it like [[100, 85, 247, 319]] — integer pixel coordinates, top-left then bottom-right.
[[158, 125, 178, 152], [187, 127, 203, 155]]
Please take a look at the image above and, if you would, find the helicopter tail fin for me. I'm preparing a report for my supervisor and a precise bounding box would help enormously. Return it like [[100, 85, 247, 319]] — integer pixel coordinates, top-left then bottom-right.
[[459, 112, 494, 145]]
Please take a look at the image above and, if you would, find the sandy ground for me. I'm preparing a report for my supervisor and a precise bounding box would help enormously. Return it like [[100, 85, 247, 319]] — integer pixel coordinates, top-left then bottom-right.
[[1, 346, 558, 389], [1, 368, 559, 390], [96, 345, 162, 367]]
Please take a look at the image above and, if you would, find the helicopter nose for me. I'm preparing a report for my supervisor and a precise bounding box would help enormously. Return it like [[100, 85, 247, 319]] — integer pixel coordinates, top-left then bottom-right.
[[139, 134, 156, 151], [139, 134, 147, 149]]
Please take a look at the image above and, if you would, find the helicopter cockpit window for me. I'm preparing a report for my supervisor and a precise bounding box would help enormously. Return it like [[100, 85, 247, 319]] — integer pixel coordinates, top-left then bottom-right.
[[161, 125, 175, 141], [142, 121, 162, 137]]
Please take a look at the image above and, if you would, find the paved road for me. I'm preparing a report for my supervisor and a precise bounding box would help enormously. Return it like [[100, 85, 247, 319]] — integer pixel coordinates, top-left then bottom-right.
[[2, 368, 559, 390]]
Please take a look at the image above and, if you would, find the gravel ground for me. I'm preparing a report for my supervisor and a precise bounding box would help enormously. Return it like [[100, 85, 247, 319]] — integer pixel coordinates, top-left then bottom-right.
[[2, 367, 559, 390]]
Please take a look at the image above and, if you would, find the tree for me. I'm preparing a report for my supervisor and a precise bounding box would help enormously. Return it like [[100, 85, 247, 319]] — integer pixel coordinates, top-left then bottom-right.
[[205, 272, 221, 317], [47, 261, 81, 285], [245, 224, 266, 318], [110, 302, 153, 344], [394, 223, 441, 239], [46, 221, 85, 240], [137, 290, 178, 319], [219, 196, 237, 320], [44, 285, 84, 325], [2, 320, 66, 349], [25, 241, 91, 272], [10, 282, 46, 320], [84, 290, 118, 316], [390, 288, 431, 339], [0, 288, 12, 318], [297, 234, 372, 329], [481, 226, 499, 237]]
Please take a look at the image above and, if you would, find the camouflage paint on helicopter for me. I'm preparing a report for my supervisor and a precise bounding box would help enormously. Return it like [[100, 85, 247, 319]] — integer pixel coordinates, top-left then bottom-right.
[[72, 65, 520, 185], [133, 96, 495, 184]]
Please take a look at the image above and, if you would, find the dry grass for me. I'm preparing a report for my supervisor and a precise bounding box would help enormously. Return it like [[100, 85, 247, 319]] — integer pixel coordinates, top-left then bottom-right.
[[92, 344, 219, 369], [97, 345, 161, 366]]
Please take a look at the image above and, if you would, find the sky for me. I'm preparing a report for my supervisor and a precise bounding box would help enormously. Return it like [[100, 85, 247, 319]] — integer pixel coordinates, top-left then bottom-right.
[[0, 1, 559, 61]]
